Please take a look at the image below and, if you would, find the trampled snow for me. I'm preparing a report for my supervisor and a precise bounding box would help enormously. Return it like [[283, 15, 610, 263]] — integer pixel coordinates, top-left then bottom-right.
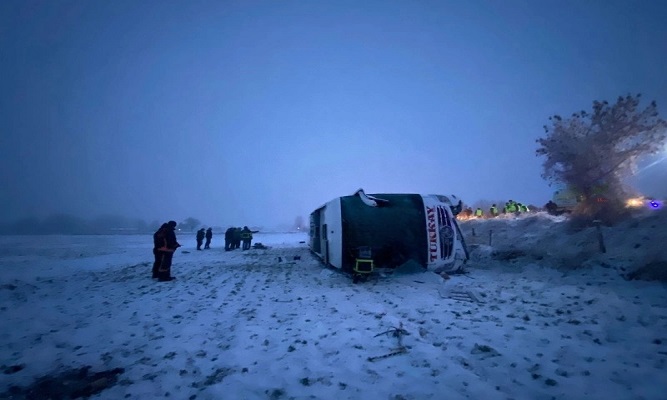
[[1, 213, 666, 399]]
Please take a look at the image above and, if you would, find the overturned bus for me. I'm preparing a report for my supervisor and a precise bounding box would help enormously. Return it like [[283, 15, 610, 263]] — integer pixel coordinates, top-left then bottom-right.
[[309, 189, 468, 277]]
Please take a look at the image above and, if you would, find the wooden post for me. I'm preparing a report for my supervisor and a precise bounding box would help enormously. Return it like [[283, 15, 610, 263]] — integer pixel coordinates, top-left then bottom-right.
[[593, 220, 606, 253], [488, 230, 493, 246]]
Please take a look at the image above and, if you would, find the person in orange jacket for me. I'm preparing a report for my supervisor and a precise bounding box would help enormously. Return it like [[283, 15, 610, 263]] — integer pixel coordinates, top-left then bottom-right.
[[156, 220, 181, 282]]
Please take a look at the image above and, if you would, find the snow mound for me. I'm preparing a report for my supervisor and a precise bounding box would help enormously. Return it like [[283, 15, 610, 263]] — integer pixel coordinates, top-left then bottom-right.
[[460, 209, 667, 280]]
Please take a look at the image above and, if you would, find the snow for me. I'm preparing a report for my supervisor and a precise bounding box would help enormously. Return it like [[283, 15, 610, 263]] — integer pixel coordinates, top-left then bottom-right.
[[1, 214, 667, 400]]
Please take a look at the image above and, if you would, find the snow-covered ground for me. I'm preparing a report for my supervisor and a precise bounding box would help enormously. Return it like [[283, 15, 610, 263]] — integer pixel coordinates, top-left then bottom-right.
[[1, 214, 666, 400]]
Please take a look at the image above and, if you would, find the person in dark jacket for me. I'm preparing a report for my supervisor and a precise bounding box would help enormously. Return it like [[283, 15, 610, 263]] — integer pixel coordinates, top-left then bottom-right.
[[233, 227, 242, 249], [156, 220, 181, 282], [152, 223, 168, 279], [224, 227, 234, 251], [196, 228, 205, 250], [204, 227, 213, 249]]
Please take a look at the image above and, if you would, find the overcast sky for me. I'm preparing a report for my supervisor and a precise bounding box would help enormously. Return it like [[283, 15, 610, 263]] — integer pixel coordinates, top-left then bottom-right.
[[1, 0, 666, 229]]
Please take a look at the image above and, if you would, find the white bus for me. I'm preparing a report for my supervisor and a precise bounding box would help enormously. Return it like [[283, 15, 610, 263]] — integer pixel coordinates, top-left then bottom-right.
[[309, 189, 468, 276]]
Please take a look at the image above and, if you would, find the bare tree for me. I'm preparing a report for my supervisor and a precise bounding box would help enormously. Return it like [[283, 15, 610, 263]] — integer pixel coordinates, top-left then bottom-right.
[[536, 94, 667, 223], [180, 217, 201, 232]]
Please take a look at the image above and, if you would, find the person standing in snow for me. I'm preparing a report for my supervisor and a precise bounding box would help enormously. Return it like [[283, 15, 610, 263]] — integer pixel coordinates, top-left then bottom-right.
[[157, 220, 181, 282], [506, 200, 517, 214], [489, 204, 499, 218], [241, 226, 253, 250], [241, 226, 259, 250], [204, 227, 213, 249], [233, 227, 242, 249], [196, 228, 205, 250], [224, 227, 234, 251], [152, 223, 168, 279]]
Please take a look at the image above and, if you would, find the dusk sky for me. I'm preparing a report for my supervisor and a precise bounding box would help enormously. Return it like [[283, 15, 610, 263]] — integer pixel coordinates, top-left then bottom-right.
[[2, 0, 666, 229]]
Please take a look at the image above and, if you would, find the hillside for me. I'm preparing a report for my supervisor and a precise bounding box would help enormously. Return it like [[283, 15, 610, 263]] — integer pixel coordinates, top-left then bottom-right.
[[459, 209, 667, 282]]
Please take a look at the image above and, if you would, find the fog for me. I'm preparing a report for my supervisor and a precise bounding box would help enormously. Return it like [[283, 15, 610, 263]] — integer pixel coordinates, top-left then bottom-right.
[[1, 0, 666, 231]]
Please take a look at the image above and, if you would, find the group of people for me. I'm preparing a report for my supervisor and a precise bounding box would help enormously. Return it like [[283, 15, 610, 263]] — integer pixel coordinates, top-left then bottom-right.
[[150, 223, 261, 282], [196, 227, 213, 250], [224, 226, 257, 251], [460, 200, 532, 219]]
